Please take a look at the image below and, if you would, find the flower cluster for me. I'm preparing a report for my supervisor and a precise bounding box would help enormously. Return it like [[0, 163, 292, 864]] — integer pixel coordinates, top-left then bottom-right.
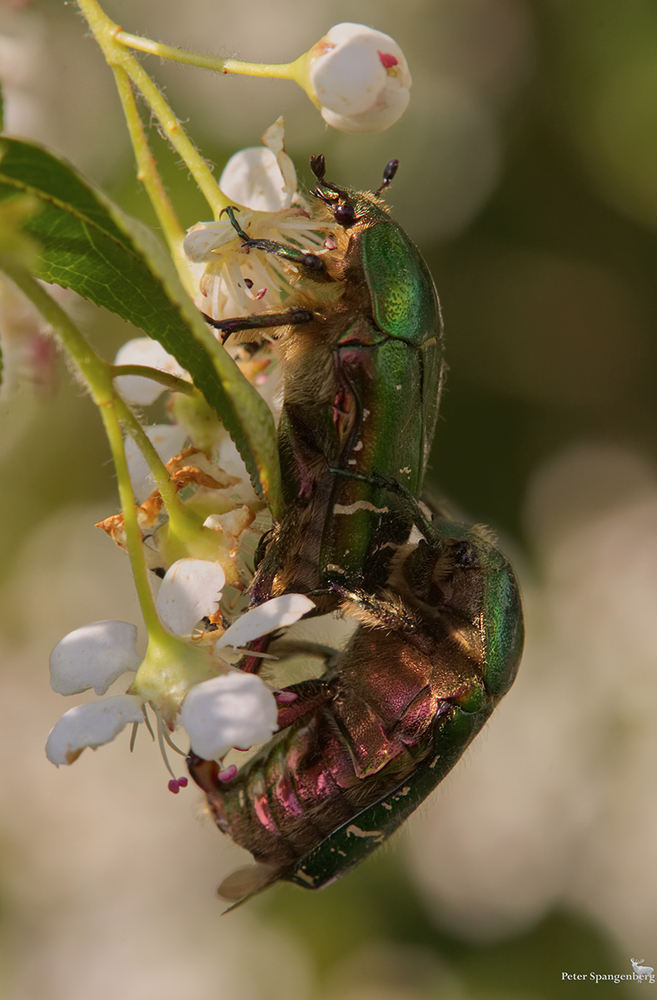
[[183, 118, 342, 327], [45, 125, 326, 787], [44, 17, 413, 793], [47, 557, 314, 775]]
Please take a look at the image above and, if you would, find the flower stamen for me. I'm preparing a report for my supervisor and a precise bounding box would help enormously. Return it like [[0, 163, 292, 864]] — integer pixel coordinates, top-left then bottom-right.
[[155, 710, 178, 780], [142, 704, 156, 742]]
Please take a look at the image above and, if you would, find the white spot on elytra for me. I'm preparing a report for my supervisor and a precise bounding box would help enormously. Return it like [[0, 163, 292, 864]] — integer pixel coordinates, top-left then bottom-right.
[[345, 824, 385, 843], [333, 501, 390, 516]]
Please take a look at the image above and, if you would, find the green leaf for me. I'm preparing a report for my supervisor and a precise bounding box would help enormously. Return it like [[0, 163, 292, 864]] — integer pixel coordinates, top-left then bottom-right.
[[0, 137, 281, 513], [0, 81, 4, 134]]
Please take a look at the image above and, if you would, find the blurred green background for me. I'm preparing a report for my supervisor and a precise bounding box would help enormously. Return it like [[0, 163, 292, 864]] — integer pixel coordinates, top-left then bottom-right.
[[1, 1, 657, 998]]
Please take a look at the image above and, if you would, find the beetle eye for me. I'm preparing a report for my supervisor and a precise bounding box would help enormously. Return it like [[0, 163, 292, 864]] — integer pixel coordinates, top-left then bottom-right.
[[334, 203, 356, 226]]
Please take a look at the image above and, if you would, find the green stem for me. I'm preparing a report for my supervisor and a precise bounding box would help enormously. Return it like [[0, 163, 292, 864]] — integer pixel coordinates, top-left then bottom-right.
[[112, 398, 181, 512], [76, 0, 228, 219], [115, 30, 313, 92], [111, 365, 195, 395], [112, 404, 217, 559], [110, 65, 184, 252], [100, 400, 169, 640]]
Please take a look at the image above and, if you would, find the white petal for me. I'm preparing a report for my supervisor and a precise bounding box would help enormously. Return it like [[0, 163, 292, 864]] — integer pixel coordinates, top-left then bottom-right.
[[312, 33, 386, 117], [183, 220, 236, 263], [321, 84, 410, 133], [156, 558, 226, 635], [261, 117, 297, 208], [114, 337, 188, 405], [220, 146, 290, 212], [323, 23, 411, 86], [216, 594, 315, 649], [125, 423, 188, 503], [50, 620, 141, 696], [203, 506, 255, 543], [45, 694, 144, 766], [180, 672, 277, 760], [215, 437, 259, 504]]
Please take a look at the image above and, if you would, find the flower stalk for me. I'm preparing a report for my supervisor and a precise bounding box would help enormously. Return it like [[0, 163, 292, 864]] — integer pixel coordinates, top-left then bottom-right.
[[115, 29, 314, 95], [76, 0, 228, 220], [111, 65, 184, 252]]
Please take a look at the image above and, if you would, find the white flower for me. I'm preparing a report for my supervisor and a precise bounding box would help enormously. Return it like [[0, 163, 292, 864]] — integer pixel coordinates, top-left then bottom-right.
[[113, 337, 189, 405], [180, 672, 278, 761], [184, 118, 333, 323], [46, 558, 315, 771], [307, 23, 411, 133]]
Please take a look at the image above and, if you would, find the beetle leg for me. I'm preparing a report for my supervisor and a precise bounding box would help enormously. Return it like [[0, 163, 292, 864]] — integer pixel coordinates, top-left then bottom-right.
[[274, 678, 334, 728], [242, 238, 326, 274], [330, 582, 419, 633], [220, 205, 327, 275], [202, 308, 314, 343]]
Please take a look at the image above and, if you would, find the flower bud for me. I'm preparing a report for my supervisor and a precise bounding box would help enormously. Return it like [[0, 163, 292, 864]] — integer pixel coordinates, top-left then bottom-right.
[[307, 23, 411, 133]]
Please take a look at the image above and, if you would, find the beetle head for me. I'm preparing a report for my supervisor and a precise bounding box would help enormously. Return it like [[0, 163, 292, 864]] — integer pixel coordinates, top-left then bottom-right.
[[310, 155, 399, 229]]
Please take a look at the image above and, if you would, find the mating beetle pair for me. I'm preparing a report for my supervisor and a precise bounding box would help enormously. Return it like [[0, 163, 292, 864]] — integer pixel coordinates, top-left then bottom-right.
[[204, 155, 444, 610], [190, 158, 524, 902]]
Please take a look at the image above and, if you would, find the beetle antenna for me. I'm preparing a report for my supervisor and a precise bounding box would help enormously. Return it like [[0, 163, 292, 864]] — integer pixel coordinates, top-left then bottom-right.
[[375, 159, 399, 196], [310, 153, 326, 184], [310, 153, 342, 203]]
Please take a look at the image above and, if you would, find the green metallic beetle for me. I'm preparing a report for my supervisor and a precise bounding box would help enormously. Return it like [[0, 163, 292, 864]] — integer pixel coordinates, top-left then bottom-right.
[[205, 156, 445, 612], [189, 512, 524, 901]]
